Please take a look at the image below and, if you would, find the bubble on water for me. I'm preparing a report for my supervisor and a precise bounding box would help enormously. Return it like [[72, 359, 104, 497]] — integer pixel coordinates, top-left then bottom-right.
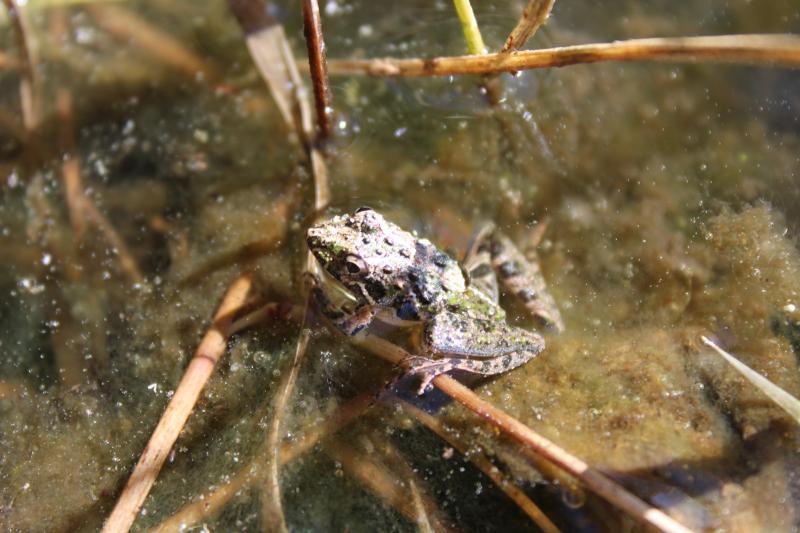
[[7, 170, 19, 188], [122, 120, 135, 135], [561, 486, 586, 509], [19, 277, 45, 295], [194, 129, 209, 143], [75, 27, 96, 45]]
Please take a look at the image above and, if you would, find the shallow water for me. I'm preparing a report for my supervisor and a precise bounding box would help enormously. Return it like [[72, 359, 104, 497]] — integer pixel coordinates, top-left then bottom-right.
[[1, 1, 800, 531]]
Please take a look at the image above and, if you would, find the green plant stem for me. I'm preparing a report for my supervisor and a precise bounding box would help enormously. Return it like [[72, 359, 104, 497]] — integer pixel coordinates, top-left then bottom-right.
[[452, 0, 486, 55]]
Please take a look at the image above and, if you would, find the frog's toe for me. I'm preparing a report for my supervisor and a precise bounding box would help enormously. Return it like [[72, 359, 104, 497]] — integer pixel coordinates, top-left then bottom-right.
[[416, 372, 436, 395], [402, 356, 452, 395]]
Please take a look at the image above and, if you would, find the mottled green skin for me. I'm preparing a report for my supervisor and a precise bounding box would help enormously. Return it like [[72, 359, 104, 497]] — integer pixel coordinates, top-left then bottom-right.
[[307, 208, 547, 393]]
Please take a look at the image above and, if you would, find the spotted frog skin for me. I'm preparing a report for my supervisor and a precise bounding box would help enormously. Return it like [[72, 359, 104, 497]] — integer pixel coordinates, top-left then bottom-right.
[[307, 207, 563, 393]]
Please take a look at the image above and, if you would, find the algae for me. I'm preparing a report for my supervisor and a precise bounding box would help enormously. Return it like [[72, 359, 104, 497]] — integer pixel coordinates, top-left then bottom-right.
[[1, 0, 800, 531]]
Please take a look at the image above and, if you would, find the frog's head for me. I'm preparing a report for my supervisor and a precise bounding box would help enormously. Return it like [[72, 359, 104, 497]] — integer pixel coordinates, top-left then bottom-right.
[[306, 207, 417, 304]]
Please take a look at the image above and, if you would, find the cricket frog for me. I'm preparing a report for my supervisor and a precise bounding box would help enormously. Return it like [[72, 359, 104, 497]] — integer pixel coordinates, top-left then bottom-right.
[[307, 207, 563, 393]]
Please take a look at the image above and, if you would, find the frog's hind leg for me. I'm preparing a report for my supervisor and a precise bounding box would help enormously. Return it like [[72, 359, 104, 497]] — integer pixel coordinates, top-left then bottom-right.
[[403, 311, 545, 394], [463, 223, 500, 303], [403, 352, 534, 394], [489, 231, 565, 332]]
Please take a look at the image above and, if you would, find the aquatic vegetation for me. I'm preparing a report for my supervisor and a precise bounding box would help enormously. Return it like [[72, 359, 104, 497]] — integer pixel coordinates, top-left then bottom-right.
[[1, 1, 799, 532]]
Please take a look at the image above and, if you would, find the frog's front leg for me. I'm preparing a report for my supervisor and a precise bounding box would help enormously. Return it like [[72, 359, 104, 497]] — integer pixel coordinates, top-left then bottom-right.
[[404, 311, 545, 394], [309, 283, 378, 337]]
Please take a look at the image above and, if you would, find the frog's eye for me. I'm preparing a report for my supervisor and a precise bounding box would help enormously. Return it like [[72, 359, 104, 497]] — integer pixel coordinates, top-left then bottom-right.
[[344, 255, 366, 274], [355, 206, 373, 213]]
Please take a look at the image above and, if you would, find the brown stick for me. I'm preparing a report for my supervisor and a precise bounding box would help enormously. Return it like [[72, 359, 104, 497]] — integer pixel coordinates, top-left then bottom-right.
[[230, 0, 330, 210], [82, 201, 144, 285], [55, 80, 143, 284], [151, 392, 374, 532], [101, 273, 253, 533], [302, 0, 332, 140], [261, 318, 311, 533], [227, 6, 331, 528], [0, 379, 26, 400], [399, 401, 561, 533], [3, 0, 39, 132], [326, 34, 800, 77], [436, 377, 696, 532], [0, 105, 25, 141], [355, 334, 695, 533], [500, 0, 556, 54], [0, 50, 20, 70], [226, 302, 300, 335], [86, 4, 218, 82], [56, 89, 87, 239], [324, 438, 432, 525], [364, 427, 453, 531]]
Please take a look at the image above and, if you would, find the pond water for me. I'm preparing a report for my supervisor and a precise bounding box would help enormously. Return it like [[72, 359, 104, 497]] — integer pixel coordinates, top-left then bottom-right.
[[1, 1, 800, 531]]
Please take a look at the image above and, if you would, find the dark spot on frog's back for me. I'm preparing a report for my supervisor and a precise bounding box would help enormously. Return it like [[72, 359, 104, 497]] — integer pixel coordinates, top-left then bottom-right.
[[499, 261, 520, 278], [355, 206, 373, 213], [365, 279, 387, 301], [432, 252, 449, 268], [490, 240, 504, 256], [411, 276, 433, 305], [397, 300, 419, 321], [415, 240, 435, 262], [469, 264, 492, 278], [517, 288, 537, 302]]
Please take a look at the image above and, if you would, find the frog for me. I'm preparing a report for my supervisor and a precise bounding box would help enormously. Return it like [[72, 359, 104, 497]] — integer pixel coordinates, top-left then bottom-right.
[[306, 207, 563, 394]]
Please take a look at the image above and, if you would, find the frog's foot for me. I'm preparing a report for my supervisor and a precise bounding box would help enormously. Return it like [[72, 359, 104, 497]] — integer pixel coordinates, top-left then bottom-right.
[[463, 223, 500, 304], [401, 356, 454, 395], [333, 305, 377, 337], [403, 354, 534, 395], [489, 232, 565, 333]]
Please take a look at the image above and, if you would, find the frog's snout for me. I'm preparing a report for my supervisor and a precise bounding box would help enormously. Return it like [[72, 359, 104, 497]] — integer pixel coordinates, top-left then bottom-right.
[[306, 231, 332, 267], [306, 231, 323, 255]]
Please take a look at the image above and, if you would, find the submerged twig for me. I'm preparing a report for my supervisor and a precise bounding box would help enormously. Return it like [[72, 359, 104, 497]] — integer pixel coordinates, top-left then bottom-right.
[[230, 0, 300, 137], [56, 89, 87, 240], [152, 392, 375, 532], [701, 336, 800, 424], [53, 45, 142, 286], [229, 0, 331, 209], [326, 34, 800, 77], [226, 301, 300, 336], [0, 379, 26, 400], [0, 105, 25, 141], [399, 401, 561, 533], [262, 311, 311, 533], [3, 0, 40, 132], [500, 0, 555, 53], [102, 273, 253, 533], [0, 50, 20, 70], [82, 201, 144, 285], [356, 334, 695, 533], [365, 427, 452, 531], [302, 0, 332, 140], [227, 3, 332, 529], [324, 437, 446, 527], [409, 479, 435, 533], [86, 4, 218, 81]]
